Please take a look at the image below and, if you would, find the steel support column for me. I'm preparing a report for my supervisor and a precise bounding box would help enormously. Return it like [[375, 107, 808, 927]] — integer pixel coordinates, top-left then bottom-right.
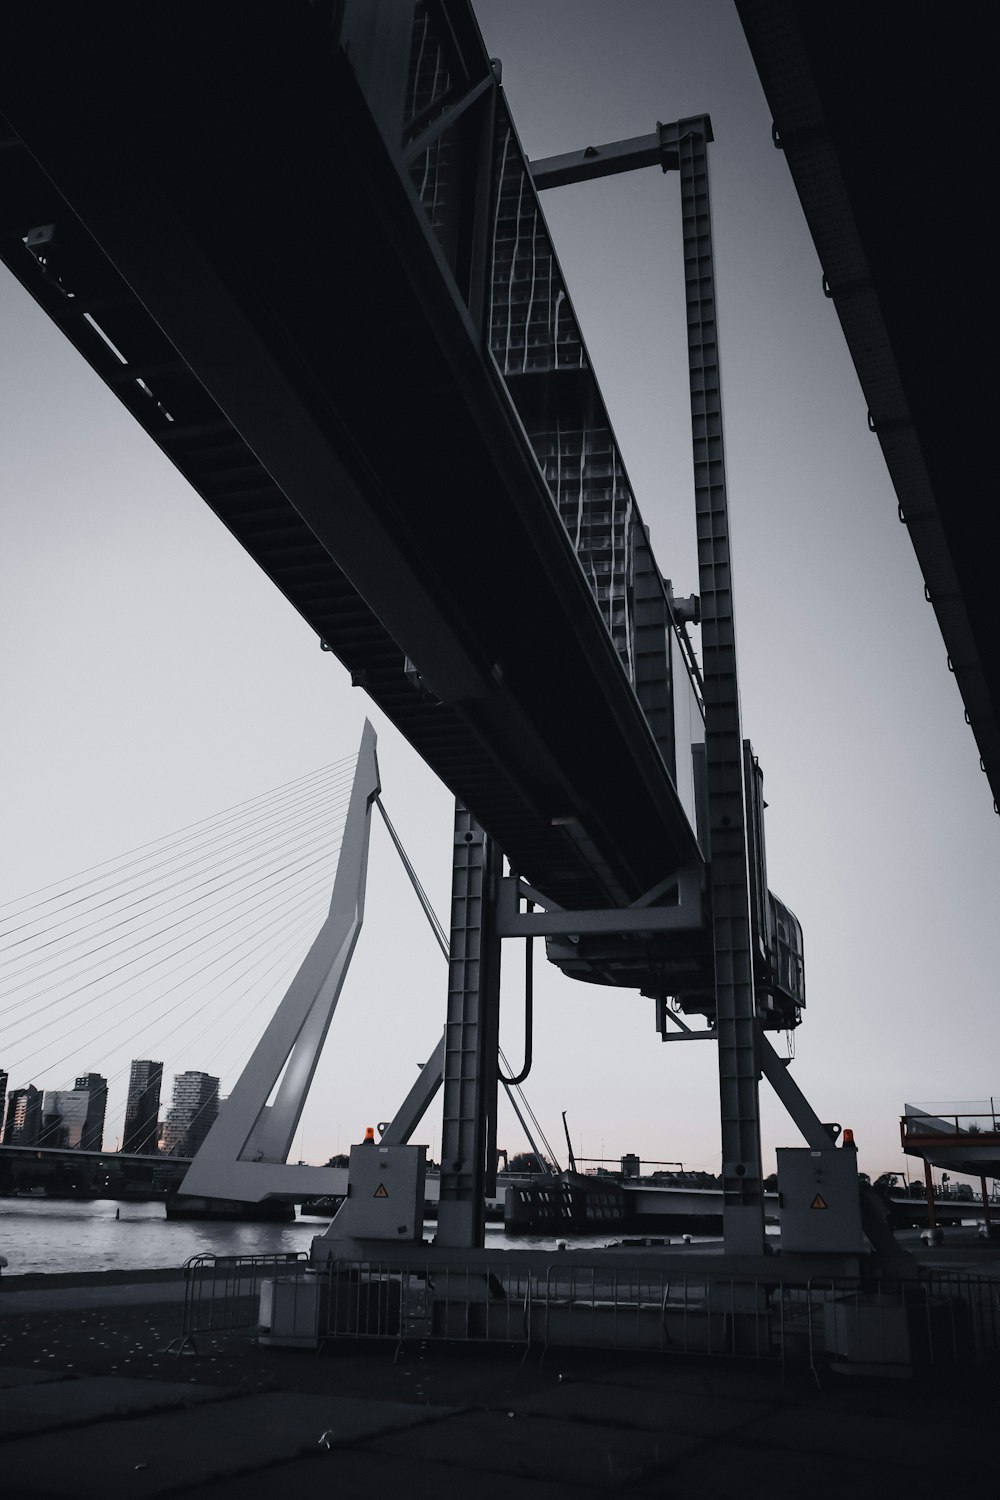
[[674, 117, 765, 1254], [435, 803, 502, 1248], [532, 116, 767, 1254]]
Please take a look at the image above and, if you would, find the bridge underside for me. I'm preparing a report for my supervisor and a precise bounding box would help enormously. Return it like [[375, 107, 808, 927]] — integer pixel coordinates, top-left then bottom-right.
[[0, 2, 699, 914], [738, 0, 998, 809]]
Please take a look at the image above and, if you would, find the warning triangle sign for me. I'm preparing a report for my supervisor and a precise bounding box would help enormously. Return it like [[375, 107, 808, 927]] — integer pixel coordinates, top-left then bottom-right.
[[373, 1183, 389, 1199], [810, 1194, 828, 1210]]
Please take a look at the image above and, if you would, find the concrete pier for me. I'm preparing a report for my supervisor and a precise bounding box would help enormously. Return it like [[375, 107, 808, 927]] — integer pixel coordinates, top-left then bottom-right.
[[1, 1232, 998, 1497]]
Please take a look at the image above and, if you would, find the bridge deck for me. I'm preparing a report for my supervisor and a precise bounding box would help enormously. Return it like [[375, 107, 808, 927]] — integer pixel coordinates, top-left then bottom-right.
[[737, 0, 998, 805], [0, 3, 700, 911]]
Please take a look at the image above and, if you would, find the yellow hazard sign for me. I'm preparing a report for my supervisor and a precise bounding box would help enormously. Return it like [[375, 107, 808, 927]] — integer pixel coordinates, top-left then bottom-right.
[[810, 1194, 828, 1210], [373, 1183, 389, 1199]]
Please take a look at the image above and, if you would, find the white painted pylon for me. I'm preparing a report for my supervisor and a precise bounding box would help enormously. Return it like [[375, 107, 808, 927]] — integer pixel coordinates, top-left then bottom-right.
[[177, 720, 380, 1205]]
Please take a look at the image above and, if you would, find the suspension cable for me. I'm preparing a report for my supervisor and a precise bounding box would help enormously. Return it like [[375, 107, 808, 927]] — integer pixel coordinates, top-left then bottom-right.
[[374, 797, 449, 959], [377, 798, 556, 1166]]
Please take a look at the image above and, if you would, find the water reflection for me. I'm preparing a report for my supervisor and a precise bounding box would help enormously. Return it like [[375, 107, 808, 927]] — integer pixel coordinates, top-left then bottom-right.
[[0, 1199, 622, 1277]]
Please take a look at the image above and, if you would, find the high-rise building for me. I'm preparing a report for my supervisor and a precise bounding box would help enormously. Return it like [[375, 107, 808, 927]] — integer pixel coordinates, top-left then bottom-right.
[[40, 1089, 90, 1147], [163, 1071, 219, 1157], [2, 1084, 42, 1146], [74, 1072, 108, 1152], [122, 1059, 163, 1155]]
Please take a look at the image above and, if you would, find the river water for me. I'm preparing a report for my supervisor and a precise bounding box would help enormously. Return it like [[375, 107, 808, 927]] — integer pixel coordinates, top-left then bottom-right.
[[0, 1198, 623, 1277]]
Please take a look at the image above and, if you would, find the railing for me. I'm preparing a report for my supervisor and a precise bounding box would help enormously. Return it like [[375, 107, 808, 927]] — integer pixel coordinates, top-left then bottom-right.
[[319, 1260, 535, 1346], [167, 1251, 311, 1355], [902, 1104, 999, 1138], [169, 1253, 1000, 1374]]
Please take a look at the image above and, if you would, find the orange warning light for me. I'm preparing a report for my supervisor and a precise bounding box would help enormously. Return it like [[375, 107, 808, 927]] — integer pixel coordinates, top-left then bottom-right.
[[362, 1126, 376, 1144], [842, 1128, 856, 1148]]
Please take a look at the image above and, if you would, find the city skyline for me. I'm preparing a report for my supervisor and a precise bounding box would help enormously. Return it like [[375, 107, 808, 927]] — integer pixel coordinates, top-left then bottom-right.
[[1, 1056, 215, 1155], [1, 2, 997, 1185]]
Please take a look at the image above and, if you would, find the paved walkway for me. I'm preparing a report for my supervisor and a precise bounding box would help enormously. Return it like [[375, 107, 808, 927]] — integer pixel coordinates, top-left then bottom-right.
[[0, 1236, 997, 1498]]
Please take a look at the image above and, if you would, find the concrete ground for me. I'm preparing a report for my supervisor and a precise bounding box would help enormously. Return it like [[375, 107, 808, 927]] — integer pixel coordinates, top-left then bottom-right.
[[0, 1233, 997, 1499]]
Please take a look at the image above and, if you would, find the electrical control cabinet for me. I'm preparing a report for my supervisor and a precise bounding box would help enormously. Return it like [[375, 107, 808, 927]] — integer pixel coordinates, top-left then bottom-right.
[[341, 1142, 427, 1240], [777, 1147, 864, 1253], [259, 1273, 321, 1345]]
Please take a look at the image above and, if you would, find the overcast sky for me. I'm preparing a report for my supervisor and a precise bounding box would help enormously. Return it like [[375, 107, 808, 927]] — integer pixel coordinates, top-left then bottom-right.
[[2, 1, 996, 1184]]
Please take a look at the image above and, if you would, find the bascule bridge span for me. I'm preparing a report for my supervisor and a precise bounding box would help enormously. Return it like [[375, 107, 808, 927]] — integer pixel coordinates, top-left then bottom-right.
[[0, 1, 821, 1259]]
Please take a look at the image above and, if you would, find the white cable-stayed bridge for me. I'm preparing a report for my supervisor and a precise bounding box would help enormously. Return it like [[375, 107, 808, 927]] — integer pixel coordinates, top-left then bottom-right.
[[0, 753, 363, 1155], [0, 740, 561, 1181]]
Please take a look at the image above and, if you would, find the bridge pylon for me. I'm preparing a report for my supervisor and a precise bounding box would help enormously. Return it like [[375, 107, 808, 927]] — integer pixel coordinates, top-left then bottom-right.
[[175, 720, 379, 1211]]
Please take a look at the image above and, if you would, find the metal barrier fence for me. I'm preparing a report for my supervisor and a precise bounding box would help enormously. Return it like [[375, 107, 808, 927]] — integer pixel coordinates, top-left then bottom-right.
[[168, 1251, 311, 1355], [170, 1253, 1000, 1375]]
